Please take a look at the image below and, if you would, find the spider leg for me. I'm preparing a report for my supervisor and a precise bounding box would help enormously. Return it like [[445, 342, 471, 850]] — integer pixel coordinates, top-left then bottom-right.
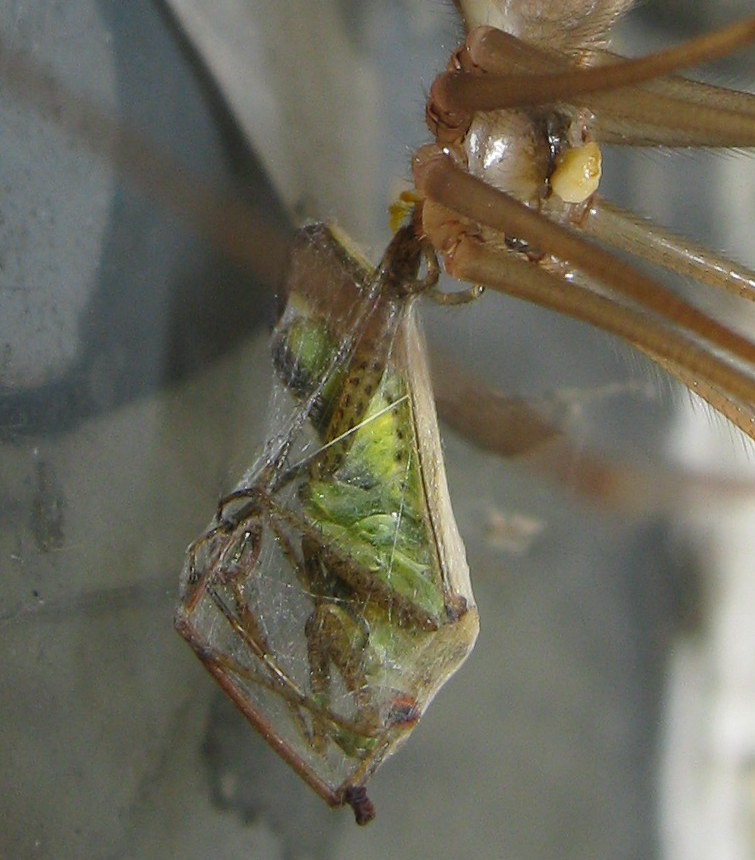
[[414, 149, 755, 438]]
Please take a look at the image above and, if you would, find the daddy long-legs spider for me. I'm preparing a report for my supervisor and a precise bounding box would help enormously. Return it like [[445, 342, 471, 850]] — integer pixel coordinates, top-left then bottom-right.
[[1, 0, 754, 855]]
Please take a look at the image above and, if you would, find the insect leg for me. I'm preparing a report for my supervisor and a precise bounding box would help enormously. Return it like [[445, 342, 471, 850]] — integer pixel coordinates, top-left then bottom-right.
[[300, 535, 380, 751]]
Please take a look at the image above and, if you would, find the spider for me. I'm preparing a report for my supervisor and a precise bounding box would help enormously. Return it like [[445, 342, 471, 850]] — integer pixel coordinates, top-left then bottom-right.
[[414, 0, 755, 443]]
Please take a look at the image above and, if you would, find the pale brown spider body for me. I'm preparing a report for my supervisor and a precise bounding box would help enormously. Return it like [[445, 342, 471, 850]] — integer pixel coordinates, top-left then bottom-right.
[[425, 33, 598, 270]]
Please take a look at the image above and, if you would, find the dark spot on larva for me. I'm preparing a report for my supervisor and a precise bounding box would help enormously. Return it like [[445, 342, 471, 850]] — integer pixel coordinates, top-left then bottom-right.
[[343, 393, 351, 407], [386, 696, 421, 726], [364, 384, 373, 396]]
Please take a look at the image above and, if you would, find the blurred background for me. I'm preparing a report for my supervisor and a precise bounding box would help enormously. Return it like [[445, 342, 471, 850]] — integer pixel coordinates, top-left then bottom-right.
[[1, 1, 753, 857]]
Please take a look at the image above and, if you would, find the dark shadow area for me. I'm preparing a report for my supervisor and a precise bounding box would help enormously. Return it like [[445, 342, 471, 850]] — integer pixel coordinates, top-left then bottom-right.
[[0, 0, 291, 441]]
